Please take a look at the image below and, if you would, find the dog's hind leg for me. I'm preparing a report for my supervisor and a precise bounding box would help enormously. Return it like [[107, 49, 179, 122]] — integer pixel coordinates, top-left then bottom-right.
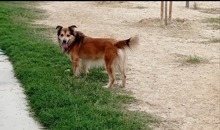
[[104, 51, 117, 88], [105, 64, 115, 88], [81, 60, 89, 75], [119, 50, 127, 87]]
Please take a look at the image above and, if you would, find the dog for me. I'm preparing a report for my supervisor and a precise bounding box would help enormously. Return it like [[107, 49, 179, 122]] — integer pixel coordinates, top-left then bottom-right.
[[56, 25, 139, 88]]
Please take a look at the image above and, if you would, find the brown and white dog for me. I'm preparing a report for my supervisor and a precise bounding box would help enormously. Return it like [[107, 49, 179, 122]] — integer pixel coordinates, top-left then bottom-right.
[[56, 25, 139, 88]]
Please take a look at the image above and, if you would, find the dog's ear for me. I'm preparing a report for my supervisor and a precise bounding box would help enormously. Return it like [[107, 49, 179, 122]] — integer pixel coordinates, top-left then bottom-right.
[[69, 25, 77, 31], [69, 25, 77, 29], [68, 25, 77, 35], [56, 25, 63, 35], [56, 25, 63, 30]]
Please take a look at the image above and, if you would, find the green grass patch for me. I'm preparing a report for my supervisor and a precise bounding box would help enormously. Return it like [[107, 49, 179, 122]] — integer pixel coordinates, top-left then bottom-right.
[[203, 17, 220, 30], [0, 2, 159, 130], [205, 18, 220, 24], [186, 55, 202, 64]]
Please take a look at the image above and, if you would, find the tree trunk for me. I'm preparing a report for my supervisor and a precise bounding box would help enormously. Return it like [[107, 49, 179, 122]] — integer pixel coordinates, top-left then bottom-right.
[[161, 1, 164, 20], [186, 1, 189, 8], [169, 1, 172, 20], [165, 1, 168, 25]]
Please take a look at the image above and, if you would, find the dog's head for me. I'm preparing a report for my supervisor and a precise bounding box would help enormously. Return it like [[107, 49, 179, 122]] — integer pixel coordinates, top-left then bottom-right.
[[56, 25, 77, 52]]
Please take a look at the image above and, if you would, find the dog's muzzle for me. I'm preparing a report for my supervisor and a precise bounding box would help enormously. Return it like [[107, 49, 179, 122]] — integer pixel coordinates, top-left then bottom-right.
[[62, 40, 68, 51]]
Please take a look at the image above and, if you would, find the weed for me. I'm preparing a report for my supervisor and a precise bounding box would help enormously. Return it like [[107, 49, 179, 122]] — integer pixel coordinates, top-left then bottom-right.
[[203, 17, 220, 30], [186, 55, 202, 64]]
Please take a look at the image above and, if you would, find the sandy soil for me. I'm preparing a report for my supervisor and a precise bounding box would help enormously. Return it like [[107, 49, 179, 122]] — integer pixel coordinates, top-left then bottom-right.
[[35, 1, 220, 130]]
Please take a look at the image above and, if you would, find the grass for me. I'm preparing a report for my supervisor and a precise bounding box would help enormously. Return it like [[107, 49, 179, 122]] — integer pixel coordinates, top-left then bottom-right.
[[203, 17, 220, 30], [0, 2, 159, 130], [186, 55, 202, 64], [201, 17, 220, 44], [205, 18, 220, 24]]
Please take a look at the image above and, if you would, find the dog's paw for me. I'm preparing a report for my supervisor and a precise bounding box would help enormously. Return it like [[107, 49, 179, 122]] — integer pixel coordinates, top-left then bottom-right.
[[102, 85, 109, 88], [74, 73, 80, 77], [102, 85, 113, 89], [119, 84, 125, 88], [83, 70, 89, 76], [74, 70, 81, 77], [81, 68, 89, 75]]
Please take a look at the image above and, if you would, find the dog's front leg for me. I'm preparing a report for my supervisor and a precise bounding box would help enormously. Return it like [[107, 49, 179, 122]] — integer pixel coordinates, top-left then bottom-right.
[[72, 57, 80, 77]]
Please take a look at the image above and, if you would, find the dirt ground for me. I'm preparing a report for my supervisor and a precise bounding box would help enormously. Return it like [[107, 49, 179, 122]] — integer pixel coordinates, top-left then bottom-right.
[[35, 1, 220, 130]]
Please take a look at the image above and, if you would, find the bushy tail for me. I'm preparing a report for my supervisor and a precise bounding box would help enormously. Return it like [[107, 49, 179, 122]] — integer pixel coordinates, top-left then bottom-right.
[[114, 35, 139, 50]]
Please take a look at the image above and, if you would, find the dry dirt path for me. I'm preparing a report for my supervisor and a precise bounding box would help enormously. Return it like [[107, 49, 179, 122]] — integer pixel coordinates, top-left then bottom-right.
[[35, 2, 220, 130]]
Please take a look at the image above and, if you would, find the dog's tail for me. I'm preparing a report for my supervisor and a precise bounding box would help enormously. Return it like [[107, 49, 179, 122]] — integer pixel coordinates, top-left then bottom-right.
[[114, 35, 139, 50]]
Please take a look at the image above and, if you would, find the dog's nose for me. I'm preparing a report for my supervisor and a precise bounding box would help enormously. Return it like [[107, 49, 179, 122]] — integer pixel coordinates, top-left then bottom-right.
[[63, 40, 67, 44]]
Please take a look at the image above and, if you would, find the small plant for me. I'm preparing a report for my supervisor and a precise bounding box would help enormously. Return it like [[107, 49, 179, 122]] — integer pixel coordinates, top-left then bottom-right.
[[203, 17, 220, 30], [135, 6, 146, 9], [186, 55, 202, 64]]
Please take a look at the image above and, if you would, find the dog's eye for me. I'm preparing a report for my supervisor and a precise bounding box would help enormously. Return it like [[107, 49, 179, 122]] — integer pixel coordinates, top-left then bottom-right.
[[67, 34, 70, 37], [60, 34, 64, 37]]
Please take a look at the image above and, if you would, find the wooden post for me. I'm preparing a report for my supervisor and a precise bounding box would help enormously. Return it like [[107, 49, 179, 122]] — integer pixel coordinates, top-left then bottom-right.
[[161, 1, 164, 20], [165, 1, 168, 25], [169, 1, 172, 20], [186, 1, 189, 8]]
